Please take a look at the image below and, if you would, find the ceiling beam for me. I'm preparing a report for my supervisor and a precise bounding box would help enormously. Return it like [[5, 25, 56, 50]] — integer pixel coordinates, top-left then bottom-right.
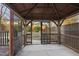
[[21, 4, 38, 17], [20, 4, 28, 14], [7, 4, 18, 12], [19, 4, 38, 13], [52, 4, 60, 20], [22, 4, 27, 11], [25, 15, 56, 20], [6, 4, 24, 18], [19, 9, 29, 13]]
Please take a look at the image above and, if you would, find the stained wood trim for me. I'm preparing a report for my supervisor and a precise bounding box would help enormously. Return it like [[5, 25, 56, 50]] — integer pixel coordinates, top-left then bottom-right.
[[9, 9, 14, 56], [61, 34, 79, 39]]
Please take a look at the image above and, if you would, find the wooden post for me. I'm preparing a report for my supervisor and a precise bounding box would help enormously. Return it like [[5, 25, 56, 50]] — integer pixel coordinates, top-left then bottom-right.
[[57, 23, 61, 44], [49, 21, 51, 44], [9, 9, 14, 56], [52, 19, 64, 44], [31, 20, 32, 44], [58, 19, 65, 44], [41, 22, 42, 44], [21, 19, 23, 46], [24, 24, 26, 46]]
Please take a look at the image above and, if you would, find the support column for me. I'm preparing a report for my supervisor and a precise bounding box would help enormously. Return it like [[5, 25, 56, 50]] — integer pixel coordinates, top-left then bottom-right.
[[41, 21, 42, 44], [57, 23, 61, 44], [57, 19, 64, 44], [49, 21, 51, 44], [52, 19, 64, 44], [31, 20, 32, 44], [21, 19, 23, 46], [9, 9, 14, 56], [23, 20, 27, 46]]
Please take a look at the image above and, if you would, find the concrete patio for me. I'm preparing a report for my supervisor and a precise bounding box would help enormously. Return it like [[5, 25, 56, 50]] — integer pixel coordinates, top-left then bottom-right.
[[16, 44, 79, 56]]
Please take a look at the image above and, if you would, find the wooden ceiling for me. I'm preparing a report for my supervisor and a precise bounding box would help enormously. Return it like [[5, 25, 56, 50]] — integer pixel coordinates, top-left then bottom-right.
[[6, 3, 79, 21]]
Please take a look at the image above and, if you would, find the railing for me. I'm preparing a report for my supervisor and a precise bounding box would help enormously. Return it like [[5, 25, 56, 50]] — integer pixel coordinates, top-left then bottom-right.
[[0, 31, 9, 46], [23, 33, 32, 45], [61, 34, 79, 52], [41, 33, 59, 44], [51, 33, 59, 42]]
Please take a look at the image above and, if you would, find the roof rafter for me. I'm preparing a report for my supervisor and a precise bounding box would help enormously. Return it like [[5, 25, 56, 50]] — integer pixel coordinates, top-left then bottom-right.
[[52, 4, 60, 20], [23, 4, 38, 18], [5, 3, 79, 21]]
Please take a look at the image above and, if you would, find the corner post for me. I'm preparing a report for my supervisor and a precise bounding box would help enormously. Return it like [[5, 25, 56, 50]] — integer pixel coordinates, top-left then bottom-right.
[[9, 9, 14, 56]]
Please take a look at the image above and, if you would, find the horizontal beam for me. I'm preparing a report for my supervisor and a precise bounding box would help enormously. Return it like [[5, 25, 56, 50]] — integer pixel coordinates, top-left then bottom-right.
[[25, 16, 59, 20], [52, 4, 60, 20]]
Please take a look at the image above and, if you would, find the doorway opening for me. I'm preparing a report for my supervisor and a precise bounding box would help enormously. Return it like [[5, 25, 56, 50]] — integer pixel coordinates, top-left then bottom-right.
[[32, 21, 41, 45]]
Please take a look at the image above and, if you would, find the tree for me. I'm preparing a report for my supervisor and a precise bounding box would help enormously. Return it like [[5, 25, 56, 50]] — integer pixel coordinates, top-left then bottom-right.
[[34, 25, 40, 32]]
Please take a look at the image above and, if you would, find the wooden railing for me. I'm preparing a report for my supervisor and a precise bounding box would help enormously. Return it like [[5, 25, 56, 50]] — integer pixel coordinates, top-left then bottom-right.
[[61, 34, 79, 52], [0, 31, 9, 46], [51, 33, 59, 42]]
